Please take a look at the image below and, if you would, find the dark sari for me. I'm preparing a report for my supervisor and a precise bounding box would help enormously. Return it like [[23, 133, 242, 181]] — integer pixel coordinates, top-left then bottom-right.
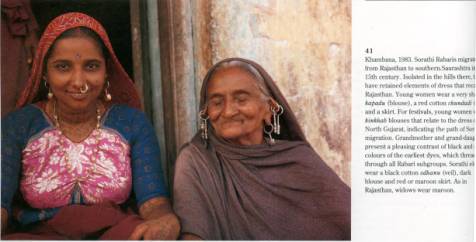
[[173, 58, 350, 240]]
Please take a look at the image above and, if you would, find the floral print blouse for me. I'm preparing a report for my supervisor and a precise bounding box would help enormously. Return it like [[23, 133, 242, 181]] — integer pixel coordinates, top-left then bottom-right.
[[2, 104, 167, 224]]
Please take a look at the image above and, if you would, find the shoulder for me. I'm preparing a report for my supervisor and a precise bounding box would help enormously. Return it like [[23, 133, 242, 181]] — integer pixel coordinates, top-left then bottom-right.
[[103, 105, 158, 145], [104, 104, 151, 130], [275, 141, 333, 172], [175, 140, 218, 179], [174, 144, 201, 183], [106, 104, 145, 121], [176, 143, 197, 165], [3, 105, 43, 123], [175, 142, 204, 172], [2, 105, 50, 148], [2, 105, 48, 133], [277, 141, 317, 161], [287, 142, 348, 187]]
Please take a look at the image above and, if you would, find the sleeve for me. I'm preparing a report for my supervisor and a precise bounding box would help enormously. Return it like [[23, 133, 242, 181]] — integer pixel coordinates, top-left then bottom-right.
[[173, 146, 221, 240], [129, 110, 168, 207], [1, 115, 24, 215]]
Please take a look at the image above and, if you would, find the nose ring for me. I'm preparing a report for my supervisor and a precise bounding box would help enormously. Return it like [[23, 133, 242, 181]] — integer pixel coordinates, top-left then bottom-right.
[[80, 84, 89, 94]]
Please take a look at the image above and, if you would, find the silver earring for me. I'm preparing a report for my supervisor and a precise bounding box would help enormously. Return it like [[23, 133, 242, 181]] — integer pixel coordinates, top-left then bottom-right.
[[271, 104, 284, 135], [104, 81, 112, 101], [264, 124, 275, 144], [44, 79, 53, 99], [199, 110, 209, 140]]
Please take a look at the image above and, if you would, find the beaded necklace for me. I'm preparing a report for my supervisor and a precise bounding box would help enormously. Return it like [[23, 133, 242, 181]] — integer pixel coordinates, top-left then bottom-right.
[[53, 100, 101, 181]]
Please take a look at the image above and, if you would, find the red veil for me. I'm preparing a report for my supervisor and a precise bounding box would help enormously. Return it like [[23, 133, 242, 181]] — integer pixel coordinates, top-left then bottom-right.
[[16, 12, 141, 110]]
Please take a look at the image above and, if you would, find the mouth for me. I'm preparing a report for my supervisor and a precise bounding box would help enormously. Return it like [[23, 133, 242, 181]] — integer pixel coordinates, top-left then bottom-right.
[[220, 119, 243, 127], [65, 91, 88, 100]]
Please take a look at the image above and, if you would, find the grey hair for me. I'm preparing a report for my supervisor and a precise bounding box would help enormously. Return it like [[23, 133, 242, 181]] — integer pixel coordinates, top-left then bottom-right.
[[211, 60, 272, 101]]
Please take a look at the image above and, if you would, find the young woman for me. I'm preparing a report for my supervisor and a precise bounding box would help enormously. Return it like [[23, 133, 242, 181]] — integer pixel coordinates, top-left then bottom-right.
[[1, 12, 179, 240]]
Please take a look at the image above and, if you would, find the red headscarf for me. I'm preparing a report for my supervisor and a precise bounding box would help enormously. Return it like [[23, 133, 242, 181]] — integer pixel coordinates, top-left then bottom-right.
[[16, 12, 141, 110]]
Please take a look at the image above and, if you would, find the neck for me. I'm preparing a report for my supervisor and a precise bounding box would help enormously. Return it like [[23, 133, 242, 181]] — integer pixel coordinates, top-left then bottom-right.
[[54, 100, 98, 125]]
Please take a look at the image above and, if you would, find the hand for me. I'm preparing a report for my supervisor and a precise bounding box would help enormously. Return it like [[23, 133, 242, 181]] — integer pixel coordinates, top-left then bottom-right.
[[1, 208, 8, 234], [129, 213, 180, 240]]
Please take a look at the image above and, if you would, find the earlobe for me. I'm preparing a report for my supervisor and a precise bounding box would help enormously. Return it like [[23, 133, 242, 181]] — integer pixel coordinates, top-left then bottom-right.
[[268, 99, 280, 112], [264, 112, 272, 125]]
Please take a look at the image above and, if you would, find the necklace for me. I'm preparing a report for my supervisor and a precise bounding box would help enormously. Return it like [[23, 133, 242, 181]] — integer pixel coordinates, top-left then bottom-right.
[[52, 100, 102, 180], [53, 100, 101, 131]]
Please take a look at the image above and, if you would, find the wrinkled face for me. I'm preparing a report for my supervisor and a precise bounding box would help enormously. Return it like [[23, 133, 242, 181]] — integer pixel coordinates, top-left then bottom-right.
[[45, 36, 106, 112], [206, 66, 272, 145]]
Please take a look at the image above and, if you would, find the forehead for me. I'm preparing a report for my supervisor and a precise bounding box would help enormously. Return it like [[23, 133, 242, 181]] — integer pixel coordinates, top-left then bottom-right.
[[49, 37, 104, 60], [207, 66, 261, 96]]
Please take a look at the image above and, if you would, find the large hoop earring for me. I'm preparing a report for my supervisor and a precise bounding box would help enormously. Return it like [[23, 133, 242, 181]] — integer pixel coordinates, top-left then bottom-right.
[[44, 79, 53, 99], [271, 103, 284, 135], [104, 81, 112, 101], [264, 124, 275, 144], [199, 110, 209, 140]]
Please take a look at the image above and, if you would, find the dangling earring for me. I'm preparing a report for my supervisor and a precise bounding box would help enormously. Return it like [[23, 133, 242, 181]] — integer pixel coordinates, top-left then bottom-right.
[[104, 81, 112, 101], [271, 103, 284, 135], [264, 124, 275, 144], [199, 110, 209, 140], [48, 89, 54, 99], [44, 79, 53, 99]]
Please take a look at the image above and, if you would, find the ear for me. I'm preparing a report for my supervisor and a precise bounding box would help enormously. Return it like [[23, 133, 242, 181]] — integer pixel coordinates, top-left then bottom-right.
[[263, 99, 274, 125]]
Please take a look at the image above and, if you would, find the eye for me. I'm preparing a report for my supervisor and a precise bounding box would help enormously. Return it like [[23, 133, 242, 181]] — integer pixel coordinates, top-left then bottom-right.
[[85, 62, 101, 71], [208, 97, 223, 108], [235, 94, 249, 105], [54, 63, 70, 72]]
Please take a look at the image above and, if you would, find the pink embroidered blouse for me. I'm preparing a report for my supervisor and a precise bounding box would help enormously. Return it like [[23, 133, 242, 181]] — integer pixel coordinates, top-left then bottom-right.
[[20, 128, 132, 209]]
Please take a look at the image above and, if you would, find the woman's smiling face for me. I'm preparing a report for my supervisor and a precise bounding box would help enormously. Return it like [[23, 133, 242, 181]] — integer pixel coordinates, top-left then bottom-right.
[[45, 36, 106, 112], [206, 66, 272, 145]]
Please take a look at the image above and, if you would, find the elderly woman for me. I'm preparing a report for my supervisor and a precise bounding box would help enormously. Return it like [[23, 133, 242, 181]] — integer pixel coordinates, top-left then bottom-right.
[[1, 12, 179, 240], [173, 58, 351, 240]]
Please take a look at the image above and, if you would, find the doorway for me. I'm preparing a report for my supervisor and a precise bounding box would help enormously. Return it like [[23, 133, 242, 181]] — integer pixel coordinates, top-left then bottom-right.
[[31, 0, 133, 77]]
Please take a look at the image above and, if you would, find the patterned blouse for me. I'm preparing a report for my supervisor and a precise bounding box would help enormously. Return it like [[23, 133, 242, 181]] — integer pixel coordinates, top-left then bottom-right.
[[1, 104, 167, 225]]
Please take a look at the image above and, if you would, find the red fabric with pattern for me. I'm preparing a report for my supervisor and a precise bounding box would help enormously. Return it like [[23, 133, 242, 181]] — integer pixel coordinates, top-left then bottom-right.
[[15, 12, 141, 110]]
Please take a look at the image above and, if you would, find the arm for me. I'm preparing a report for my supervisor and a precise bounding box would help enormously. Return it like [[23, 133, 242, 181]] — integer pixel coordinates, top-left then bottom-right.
[[173, 145, 220, 240], [124, 109, 180, 240], [1, 114, 25, 233], [129, 197, 180, 240]]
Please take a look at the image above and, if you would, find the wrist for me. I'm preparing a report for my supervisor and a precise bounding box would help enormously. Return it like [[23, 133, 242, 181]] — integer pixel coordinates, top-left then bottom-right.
[[139, 197, 173, 220]]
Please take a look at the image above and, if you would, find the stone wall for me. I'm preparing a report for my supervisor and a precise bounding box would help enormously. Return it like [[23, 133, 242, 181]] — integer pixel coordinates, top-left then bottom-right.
[[188, 0, 351, 184]]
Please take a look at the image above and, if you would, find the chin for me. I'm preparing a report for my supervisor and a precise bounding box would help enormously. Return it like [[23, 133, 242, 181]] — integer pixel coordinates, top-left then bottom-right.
[[62, 100, 95, 112], [217, 128, 243, 140]]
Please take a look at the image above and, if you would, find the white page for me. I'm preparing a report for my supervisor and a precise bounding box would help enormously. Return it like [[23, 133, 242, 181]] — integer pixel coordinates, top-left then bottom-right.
[[352, 1, 475, 242]]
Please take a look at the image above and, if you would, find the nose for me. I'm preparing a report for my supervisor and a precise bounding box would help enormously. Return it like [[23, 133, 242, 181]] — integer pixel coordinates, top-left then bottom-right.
[[222, 99, 238, 118], [70, 68, 86, 89]]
